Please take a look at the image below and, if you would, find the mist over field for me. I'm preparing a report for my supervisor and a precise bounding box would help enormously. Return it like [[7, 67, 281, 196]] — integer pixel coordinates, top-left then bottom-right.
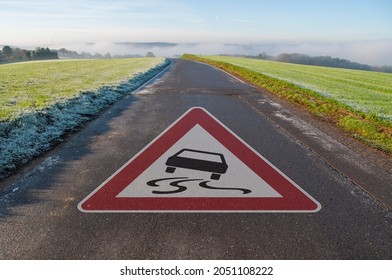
[[46, 40, 392, 66], [2, 0, 390, 66]]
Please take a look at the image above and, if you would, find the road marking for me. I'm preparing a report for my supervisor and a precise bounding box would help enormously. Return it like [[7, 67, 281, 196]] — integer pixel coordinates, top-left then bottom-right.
[[78, 107, 321, 213]]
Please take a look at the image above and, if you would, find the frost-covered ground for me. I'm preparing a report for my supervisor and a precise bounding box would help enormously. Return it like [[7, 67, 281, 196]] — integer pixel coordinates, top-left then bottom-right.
[[0, 59, 170, 178]]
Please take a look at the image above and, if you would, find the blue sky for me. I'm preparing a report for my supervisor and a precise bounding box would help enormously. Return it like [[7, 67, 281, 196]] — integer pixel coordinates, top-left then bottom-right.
[[1, 0, 391, 64]]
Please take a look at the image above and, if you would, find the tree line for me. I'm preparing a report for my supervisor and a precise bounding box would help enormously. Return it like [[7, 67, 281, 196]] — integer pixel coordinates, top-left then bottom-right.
[[0, 46, 58, 63], [57, 48, 155, 59], [241, 52, 392, 73], [0, 46, 156, 63], [57, 48, 113, 59]]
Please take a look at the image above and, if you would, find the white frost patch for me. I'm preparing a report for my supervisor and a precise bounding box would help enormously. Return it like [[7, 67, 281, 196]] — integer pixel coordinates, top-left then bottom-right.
[[273, 111, 336, 151], [0, 59, 171, 177], [257, 99, 282, 109], [136, 84, 156, 95], [37, 156, 61, 172], [269, 101, 283, 109]]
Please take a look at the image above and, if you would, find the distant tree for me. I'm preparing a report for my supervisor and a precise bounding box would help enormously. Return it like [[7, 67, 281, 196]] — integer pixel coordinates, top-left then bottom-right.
[[2, 46, 12, 58], [275, 53, 290, 62], [81, 51, 92, 59], [93, 53, 103, 59], [104, 52, 112, 59], [57, 48, 84, 59], [256, 52, 269, 60], [145, 51, 155, 57], [25, 51, 32, 60], [13, 48, 28, 60], [34, 47, 58, 59]]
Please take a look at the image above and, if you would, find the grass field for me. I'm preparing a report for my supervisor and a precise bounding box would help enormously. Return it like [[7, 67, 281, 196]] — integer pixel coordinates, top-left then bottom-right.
[[205, 55, 392, 122], [0, 57, 164, 122], [0, 57, 168, 176], [182, 54, 392, 154]]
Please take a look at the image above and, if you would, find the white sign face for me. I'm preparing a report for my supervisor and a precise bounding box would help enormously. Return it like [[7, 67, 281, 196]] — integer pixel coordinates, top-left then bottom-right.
[[117, 124, 282, 198]]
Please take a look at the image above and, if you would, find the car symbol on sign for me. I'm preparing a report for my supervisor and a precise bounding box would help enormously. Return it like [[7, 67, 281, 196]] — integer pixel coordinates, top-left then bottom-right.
[[165, 149, 228, 180]]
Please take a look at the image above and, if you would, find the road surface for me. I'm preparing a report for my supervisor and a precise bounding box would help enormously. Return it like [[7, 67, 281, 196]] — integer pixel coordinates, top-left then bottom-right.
[[0, 59, 391, 259]]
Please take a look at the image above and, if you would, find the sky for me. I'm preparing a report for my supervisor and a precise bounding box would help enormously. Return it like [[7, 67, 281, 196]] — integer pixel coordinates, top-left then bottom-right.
[[1, 0, 391, 65]]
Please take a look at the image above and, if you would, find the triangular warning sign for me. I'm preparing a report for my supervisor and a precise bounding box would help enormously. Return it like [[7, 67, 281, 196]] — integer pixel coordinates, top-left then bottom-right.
[[78, 107, 321, 213]]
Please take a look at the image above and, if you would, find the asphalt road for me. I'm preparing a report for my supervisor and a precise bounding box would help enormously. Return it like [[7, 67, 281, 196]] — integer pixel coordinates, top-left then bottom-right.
[[0, 59, 391, 259]]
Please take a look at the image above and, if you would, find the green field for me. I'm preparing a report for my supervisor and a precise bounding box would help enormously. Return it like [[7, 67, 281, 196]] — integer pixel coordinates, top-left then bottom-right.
[[182, 54, 392, 153], [0, 57, 168, 175], [205, 55, 392, 122], [0, 57, 164, 122]]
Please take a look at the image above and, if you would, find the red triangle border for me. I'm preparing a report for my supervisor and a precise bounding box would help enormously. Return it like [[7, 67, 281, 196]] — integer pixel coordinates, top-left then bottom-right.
[[78, 107, 321, 213]]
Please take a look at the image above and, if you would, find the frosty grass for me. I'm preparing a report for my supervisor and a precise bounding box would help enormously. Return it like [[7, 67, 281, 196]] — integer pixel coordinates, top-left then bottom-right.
[[0, 58, 170, 176]]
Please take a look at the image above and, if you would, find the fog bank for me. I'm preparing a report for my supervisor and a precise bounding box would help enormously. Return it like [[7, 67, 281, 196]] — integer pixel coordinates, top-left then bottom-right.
[[48, 40, 392, 66]]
